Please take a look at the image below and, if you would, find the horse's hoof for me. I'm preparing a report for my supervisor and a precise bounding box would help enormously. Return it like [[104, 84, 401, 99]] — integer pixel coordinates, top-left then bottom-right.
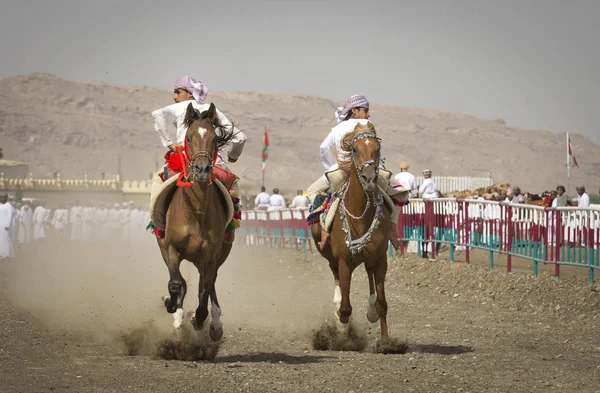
[[162, 296, 170, 306], [209, 324, 223, 342], [367, 308, 380, 323], [190, 315, 203, 331]]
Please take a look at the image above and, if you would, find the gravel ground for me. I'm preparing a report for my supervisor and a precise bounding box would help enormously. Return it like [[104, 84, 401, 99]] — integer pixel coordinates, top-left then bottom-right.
[[1, 238, 599, 393]]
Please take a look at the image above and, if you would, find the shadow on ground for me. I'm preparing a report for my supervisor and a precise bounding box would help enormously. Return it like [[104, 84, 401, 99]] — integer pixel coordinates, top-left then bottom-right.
[[408, 344, 474, 355], [215, 352, 334, 364]]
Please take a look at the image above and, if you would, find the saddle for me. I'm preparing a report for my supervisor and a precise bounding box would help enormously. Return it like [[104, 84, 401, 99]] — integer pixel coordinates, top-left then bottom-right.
[[309, 168, 404, 231], [149, 169, 236, 231]]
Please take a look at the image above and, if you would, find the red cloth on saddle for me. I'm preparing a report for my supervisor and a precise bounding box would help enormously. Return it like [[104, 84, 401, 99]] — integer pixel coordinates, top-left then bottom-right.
[[210, 165, 239, 190]]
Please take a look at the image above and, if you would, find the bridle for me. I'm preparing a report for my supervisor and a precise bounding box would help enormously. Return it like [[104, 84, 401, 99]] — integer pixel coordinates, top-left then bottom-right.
[[350, 131, 380, 192], [176, 127, 219, 187]]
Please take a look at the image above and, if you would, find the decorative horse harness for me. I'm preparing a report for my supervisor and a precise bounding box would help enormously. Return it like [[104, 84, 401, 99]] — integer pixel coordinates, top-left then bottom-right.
[[339, 131, 385, 254]]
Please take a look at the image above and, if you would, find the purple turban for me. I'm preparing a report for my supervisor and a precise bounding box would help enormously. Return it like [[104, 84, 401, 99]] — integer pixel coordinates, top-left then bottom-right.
[[334, 95, 369, 123], [174, 75, 208, 103]]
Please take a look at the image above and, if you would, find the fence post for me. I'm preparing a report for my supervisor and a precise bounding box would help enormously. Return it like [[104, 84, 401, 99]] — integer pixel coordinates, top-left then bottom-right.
[[554, 208, 561, 278], [428, 200, 435, 260], [507, 204, 512, 273], [465, 200, 470, 264]]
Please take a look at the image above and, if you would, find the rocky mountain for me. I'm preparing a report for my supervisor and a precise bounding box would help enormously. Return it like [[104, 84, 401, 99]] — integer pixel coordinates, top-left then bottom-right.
[[1, 73, 598, 194]]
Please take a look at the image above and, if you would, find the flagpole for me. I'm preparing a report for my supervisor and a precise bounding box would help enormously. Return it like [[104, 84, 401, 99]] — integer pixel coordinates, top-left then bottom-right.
[[567, 132, 570, 179], [262, 162, 266, 189]]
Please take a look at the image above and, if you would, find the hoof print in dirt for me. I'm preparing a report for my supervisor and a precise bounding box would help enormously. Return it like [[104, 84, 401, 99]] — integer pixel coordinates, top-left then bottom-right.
[[155, 325, 220, 361], [374, 337, 408, 354], [311, 321, 367, 352]]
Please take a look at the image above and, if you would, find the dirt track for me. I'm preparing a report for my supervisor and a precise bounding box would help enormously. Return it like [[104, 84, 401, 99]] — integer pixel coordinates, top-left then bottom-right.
[[1, 238, 600, 393]]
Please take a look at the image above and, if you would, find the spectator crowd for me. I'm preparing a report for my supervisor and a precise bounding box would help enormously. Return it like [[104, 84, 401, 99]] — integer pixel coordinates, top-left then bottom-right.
[[0, 196, 151, 259]]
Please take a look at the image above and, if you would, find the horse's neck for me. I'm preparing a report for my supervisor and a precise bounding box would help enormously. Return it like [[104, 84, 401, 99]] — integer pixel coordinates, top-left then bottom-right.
[[180, 182, 212, 217], [345, 167, 377, 225]]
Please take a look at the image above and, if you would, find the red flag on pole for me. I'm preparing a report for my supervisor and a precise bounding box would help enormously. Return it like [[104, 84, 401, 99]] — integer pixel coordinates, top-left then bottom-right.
[[262, 126, 269, 162], [568, 134, 579, 167]]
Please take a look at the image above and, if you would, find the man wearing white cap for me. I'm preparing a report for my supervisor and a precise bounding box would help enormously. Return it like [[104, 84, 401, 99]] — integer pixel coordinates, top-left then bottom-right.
[[419, 170, 439, 198], [394, 162, 417, 198]]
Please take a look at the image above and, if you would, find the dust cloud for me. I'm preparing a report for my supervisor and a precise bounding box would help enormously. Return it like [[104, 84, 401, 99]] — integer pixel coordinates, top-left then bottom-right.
[[4, 235, 337, 356]]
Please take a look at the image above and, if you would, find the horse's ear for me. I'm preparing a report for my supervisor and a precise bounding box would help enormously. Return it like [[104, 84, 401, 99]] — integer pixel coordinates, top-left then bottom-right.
[[207, 102, 217, 120], [184, 102, 198, 125]]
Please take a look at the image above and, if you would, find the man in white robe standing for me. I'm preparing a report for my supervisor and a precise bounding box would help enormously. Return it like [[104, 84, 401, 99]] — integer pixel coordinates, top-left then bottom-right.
[[120, 202, 131, 242], [394, 162, 417, 198], [94, 203, 109, 241], [418, 169, 440, 199], [0, 194, 14, 259], [32, 202, 48, 241], [18, 203, 33, 244], [128, 203, 144, 243], [52, 203, 69, 241], [70, 201, 84, 241], [108, 203, 121, 242], [11, 202, 21, 242], [267, 188, 287, 211], [254, 186, 271, 210], [81, 201, 95, 241]]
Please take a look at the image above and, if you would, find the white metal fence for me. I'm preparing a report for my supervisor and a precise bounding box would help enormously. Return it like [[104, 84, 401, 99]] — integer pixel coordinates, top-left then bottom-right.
[[414, 176, 494, 193]]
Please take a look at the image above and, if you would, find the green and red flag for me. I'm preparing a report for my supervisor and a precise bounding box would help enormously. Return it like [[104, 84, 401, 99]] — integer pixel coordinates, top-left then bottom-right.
[[262, 126, 269, 163], [568, 133, 579, 167]]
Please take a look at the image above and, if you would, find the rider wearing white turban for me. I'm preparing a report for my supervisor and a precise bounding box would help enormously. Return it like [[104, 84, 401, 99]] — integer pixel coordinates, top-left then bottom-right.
[[149, 75, 247, 228], [307, 94, 407, 250]]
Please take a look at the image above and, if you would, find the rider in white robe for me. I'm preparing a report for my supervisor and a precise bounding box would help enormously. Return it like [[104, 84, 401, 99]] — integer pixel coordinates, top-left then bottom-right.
[[150, 75, 247, 219], [306, 95, 407, 250], [0, 195, 14, 258], [18, 204, 33, 244]]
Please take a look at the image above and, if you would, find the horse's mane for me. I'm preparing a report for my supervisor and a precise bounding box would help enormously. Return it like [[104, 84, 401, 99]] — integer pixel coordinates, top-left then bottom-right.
[[185, 107, 239, 149]]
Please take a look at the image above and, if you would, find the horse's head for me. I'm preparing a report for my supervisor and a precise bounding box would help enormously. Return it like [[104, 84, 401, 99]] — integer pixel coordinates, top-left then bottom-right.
[[345, 122, 381, 194], [183, 102, 234, 184]]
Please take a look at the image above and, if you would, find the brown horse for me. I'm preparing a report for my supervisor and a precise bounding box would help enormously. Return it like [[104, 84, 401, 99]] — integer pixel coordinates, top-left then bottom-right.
[[311, 122, 394, 340], [157, 102, 235, 341]]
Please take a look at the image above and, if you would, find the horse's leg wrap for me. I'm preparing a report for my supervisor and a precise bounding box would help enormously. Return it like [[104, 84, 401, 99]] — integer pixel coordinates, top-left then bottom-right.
[[165, 279, 183, 314]]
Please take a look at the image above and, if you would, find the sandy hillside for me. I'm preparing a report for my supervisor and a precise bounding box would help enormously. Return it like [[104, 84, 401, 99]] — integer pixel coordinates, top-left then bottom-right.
[[1, 73, 598, 194]]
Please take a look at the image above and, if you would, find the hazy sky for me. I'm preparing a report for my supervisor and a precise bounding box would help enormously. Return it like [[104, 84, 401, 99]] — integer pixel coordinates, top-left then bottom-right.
[[1, 0, 599, 142]]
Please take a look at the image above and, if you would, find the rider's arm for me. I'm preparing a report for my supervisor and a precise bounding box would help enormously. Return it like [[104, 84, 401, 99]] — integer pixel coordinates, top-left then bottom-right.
[[319, 131, 336, 170], [215, 108, 247, 161], [151, 104, 178, 148]]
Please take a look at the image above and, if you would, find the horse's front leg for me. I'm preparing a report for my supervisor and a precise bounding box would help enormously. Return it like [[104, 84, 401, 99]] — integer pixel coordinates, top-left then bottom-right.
[[191, 260, 214, 332], [208, 282, 223, 341], [373, 256, 389, 338], [328, 260, 341, 313], [160, 243, 187, 328], [365, 265, 379, 323], [336, 260, 353, 332]]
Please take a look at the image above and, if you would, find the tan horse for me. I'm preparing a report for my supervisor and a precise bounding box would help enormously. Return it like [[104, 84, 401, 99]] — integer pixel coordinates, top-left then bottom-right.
[[311, 122, 393, 340], [158, 103, 235, 341]]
